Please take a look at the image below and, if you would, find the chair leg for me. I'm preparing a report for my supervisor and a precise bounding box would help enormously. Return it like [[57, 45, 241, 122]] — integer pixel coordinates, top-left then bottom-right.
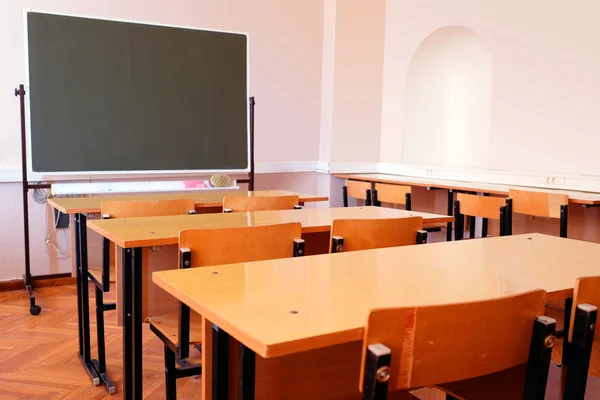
[[468, 216, 476, 239], [165, 346, 178, 400]]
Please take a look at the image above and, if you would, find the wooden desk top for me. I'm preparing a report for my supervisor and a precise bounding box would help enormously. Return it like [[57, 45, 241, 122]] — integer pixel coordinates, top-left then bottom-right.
[[334, 173, 600, 205], [87, 206, 452, 248], [153, 234, 600, 359], [47, 190, 328, 214]]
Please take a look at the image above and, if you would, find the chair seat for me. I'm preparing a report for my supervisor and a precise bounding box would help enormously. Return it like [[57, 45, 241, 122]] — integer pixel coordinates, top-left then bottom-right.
[[147, 312, 203, 346], [437, 362, 600, 399], [88, 264, 116, 286]]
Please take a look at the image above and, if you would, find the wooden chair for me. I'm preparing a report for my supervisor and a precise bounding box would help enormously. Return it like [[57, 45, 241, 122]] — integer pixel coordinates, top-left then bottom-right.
[[89, 198, 195, 394], [505, 189, 569, 238], [438, 277, 600, 400], [148, 223, 305, 400], [223, 194, 300, 212], [562, 277, 600, 384], [360, 290, 556, 399], [372, 183, 412, 211], [343, 179, 372, 207], [373, 183, 412, 211], [453, 193, 508, 240], [330, 217, 426, 253]]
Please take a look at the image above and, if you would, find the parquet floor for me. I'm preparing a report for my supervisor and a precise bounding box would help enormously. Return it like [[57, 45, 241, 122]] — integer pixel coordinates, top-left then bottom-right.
[[0, 283, 201, 399], [0, 283, 589, 400]]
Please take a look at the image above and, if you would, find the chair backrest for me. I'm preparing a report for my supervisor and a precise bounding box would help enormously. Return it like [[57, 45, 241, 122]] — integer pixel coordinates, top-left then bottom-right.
[[374, 183, 411, 207], [361, 290, 548, 392], [455, 193, 506, 220], [179, 222, 303, 266], [570, 276, 600, 345], [508, 189, 568, 219], [346, 180, 372, 201], [223, 195, 299, 212], [330, 217, 424, 253], [101, 198, 195, 218]]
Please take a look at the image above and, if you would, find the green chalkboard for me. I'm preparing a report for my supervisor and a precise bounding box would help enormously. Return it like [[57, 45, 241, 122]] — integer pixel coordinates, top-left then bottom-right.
[[26, 12, 248, 173]]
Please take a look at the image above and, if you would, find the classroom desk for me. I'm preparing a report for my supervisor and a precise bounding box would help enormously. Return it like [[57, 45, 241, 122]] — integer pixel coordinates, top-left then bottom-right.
[[47, 189, 329, 214], [88, 206, 452, 248], [87, 206, 451, 400], [334, 173, 600, 205], [336, 173, 600, 243], [153, 233, 600, 400], [47, 189, 327, 397]]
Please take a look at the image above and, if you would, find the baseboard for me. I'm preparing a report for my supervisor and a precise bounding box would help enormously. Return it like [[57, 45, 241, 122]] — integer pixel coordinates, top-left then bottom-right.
[[0, 279, 26, 292], [0, 273, 75, 292]]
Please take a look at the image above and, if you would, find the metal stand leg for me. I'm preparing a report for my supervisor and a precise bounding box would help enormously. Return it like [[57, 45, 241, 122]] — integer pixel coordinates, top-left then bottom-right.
[[238, 343, 256, 400], [77, 213, 100, 386], [446, 190, 453, 241], [122, 248, 133, 399], [16, 84, 42, 317], [212, 325, 229, 399]]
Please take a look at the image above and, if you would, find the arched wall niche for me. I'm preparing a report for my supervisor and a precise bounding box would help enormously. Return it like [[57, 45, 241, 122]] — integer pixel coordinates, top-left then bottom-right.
[[401, 26, 492, 168]]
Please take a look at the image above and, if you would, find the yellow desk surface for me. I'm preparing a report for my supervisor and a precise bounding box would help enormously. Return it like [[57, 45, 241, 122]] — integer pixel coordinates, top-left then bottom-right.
[[153, 233, 600, 359], [47, 190, 328, 214], [335, 173, 600, 205], [87, 206, 452, 248]]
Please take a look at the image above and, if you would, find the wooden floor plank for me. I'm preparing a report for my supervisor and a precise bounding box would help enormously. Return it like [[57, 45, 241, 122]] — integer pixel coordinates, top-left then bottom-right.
[[0, 284, 201, 399]]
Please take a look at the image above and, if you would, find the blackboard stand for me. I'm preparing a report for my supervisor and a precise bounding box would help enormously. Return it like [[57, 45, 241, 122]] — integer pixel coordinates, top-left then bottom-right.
[[14, 86, 256, 317], [238, 96, 256, 190], [15, 84, 65, 316]]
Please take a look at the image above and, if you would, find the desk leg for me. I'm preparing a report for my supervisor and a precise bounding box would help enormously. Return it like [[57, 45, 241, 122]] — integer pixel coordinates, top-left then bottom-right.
[[238, 343, 256, 400], [446, 190, 453, 241], [122, 248, 133, 400], [212, 324, 229, 399], [122, 246, 144, 400], [132, 247, 143, 400], [75, 214, 83, 358], [482, 193, 489, 237], [76, 213, 100, 385]]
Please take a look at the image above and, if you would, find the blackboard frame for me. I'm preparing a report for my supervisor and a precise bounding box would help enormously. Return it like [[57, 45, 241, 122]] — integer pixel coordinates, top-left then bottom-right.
[[23, 10, 251, 178]]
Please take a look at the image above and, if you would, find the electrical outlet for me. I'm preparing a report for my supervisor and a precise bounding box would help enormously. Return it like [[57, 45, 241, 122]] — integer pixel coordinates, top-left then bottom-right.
[[544, 176, 566, 185]]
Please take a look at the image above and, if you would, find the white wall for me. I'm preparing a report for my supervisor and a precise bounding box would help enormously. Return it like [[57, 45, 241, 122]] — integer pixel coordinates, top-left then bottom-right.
[[381, 0, 600, 176], [0, 0, 326, 280], [322, 0, 386, 163]]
